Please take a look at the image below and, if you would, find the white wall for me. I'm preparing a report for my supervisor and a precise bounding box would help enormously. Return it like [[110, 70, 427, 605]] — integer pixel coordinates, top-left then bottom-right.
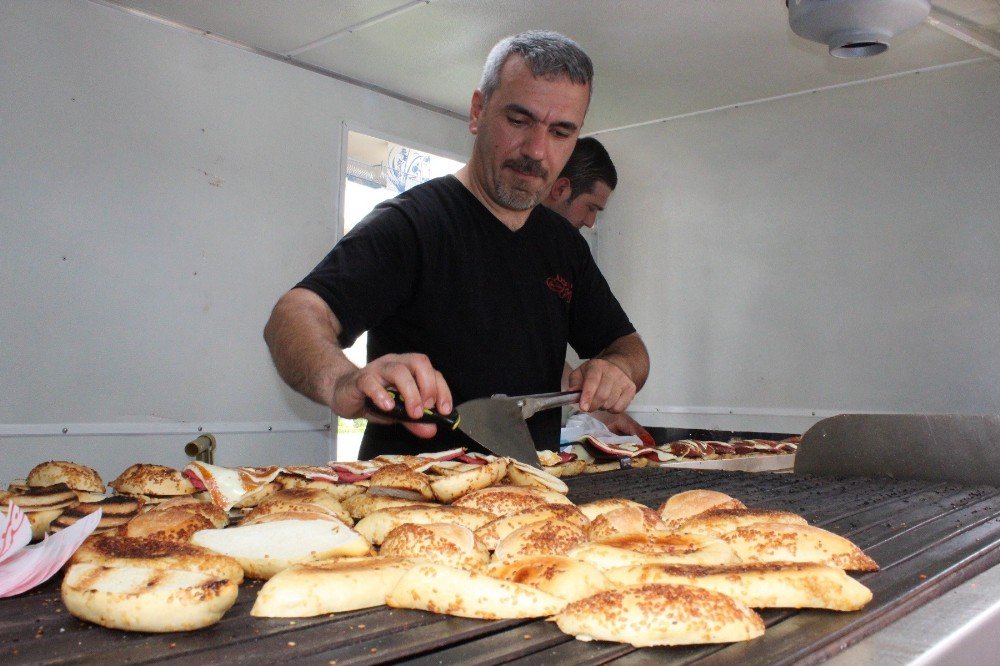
[[596, 59, 1000, 434], [0, 0, 470, 482]]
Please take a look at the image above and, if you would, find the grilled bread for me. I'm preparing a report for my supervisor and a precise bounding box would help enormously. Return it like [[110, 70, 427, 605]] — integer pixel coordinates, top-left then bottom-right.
[[242, 487, 352, 525], [492, 518, 588, 563], [354, 505, 495, 545], [191, 517, 372, 579], [61, 562, 238, 632], [604, 562, 873, 611], [116, 507, 216, 542], [658, 489, 746, 526], [677, 508, 808, 536], [368, 464, 435, 501], [588, 505, 667, 540], [342, 492, 437, 520], [252, 557, 417, 618], [379, 522, 490, 571], [452, 485, 573, 517], [721, 523, 879, 571], [385, 562, 566, 619], [26, 460, 105, 494], [49, 495, 142, 534], [553, 583, 764, 647], [489, 555, 611, 602], [148, 496, 228, 528], [70, 534, 244, 583], [567, 537, 739, 570], [503, 459, 570, 493], [429, 458, 508, 503], [577, 498, 650, 522], [475, 503, 590, 550]]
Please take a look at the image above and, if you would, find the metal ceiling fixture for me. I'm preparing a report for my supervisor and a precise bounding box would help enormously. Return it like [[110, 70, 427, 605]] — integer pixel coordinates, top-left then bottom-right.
[[787, 0, 932, 58]]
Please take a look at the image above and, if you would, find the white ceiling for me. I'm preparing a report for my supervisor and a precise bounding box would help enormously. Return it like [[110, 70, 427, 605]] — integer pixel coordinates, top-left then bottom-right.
[[102, 0, 999, 134]]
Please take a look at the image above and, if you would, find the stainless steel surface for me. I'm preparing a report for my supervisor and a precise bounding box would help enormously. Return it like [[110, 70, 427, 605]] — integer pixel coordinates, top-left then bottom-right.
[[828, 565, 1000, 665], [796, 413, 1000, 485], [515, 391, 581, 419]]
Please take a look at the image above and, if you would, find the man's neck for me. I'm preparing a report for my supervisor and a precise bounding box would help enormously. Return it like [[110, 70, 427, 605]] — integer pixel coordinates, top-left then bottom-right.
[[454, 166, 533, 231]]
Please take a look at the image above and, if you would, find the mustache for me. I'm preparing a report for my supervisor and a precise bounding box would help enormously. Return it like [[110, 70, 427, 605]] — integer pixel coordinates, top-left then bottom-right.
[[503, 157, 547, 179]]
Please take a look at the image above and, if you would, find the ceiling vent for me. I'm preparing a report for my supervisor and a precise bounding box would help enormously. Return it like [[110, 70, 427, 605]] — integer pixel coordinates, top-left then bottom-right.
[[787, 0, 932, 58]]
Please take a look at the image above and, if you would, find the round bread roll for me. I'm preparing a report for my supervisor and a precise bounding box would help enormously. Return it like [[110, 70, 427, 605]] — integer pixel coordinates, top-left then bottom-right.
[[588, 506, 667, 540], [49, 495, 142, 534], [452, 485, 573, 518], [26, 460, 105, 493], [62, 562, 238, 632], [191, 518, 373, 579], [475, 503, 590, 550], [489, 555, 611, 601], [8, 483, 79, 511], [429, 458, 508, 503], [243, 487, 352, 525], [117, 507, 215, 542], [342, 493, 437, 520], [26, 508, 66, 541], [110, 463, 196, 497], [657, 489, 746, 526], [577, 497, 649, 522], [368, 464, 435, 501], [354, 505, 495, 545], [677, 508, 808, 536], [70, 535, 244, 583], [252, 557, 417, 618], [493, 518, 588, 563], [385, 562, 566, 619], [380, 522, 489, 571], [553, 583, 764, 646]]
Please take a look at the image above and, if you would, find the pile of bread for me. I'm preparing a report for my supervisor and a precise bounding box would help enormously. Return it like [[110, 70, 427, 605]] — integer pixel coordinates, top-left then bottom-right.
[[3, 456, 876, 647]]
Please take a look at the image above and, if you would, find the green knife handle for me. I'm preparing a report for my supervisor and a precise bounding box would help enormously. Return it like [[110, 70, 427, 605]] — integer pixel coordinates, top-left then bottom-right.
[[365, 388, 460, 430]]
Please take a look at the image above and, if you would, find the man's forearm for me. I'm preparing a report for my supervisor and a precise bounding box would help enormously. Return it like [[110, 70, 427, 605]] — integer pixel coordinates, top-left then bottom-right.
[[263, 288, 356, 409], [596, 332, 650, 392]]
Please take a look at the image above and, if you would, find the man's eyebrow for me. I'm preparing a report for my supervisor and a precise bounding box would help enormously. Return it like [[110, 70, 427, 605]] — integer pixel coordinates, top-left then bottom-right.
[[504, 104, 579, 132]]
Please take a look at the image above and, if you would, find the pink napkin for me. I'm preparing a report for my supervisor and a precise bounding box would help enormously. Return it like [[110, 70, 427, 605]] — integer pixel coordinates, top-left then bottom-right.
[[0, 501, 102, 597]]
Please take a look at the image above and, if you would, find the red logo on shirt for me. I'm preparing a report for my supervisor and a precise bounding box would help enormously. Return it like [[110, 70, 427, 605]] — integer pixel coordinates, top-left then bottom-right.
[[546, 275, 572, 304]]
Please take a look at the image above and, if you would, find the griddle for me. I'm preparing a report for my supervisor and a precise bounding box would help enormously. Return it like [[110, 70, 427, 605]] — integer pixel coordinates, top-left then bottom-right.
[[1, 466, 997, 665]]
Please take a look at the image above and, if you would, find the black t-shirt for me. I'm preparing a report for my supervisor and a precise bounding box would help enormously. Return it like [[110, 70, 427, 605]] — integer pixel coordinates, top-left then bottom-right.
[[297, 175, 636, 458]]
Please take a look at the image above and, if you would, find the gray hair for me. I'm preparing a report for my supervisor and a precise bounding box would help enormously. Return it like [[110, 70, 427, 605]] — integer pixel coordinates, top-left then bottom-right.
[[478, 30, 594, 103]]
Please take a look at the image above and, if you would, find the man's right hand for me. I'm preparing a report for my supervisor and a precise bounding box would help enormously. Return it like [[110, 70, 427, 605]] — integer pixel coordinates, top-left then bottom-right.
[[333, 353, 453, 440]]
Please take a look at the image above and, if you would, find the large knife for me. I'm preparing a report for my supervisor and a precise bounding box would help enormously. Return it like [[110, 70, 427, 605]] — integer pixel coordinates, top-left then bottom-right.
[[367, 389, 581, 468]]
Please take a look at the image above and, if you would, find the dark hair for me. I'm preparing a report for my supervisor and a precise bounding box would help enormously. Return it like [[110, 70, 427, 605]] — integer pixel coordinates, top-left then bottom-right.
[[479, 30, 593, 103], [560, 137, 617, 200]]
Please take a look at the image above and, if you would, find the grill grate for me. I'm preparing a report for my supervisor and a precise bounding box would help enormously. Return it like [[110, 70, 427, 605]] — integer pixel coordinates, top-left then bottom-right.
[[1, 468, 997, 665]]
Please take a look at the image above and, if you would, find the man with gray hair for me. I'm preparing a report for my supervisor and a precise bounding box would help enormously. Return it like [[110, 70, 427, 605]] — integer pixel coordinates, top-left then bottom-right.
[[265, 30, 649, 458]]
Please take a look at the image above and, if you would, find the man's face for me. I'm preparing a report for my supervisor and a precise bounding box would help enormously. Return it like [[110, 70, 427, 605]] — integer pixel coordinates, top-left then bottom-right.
[[549, 180, 613, 229], [469, 56, 590, 212]]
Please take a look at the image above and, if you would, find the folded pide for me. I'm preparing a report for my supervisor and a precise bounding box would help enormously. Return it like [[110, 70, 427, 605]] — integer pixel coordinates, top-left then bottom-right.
[[658, 489, 746, 526], [604, 562, 873, 611], [252, 557, 417, 618], [368, 463, 436, 501], [70, 534, 244, 583], [191, 517, 372, 579], [354, 505, 495, 545], [385, 562, 566, 619], [553, 583, 765, 647], [492, 518, 588, 563], [116, 506, 216, 542], [452, 485, 573, 517], [379, 522, 490, 571], [503, 460, 570, 494], [149, 495, 228, 528], [677, 508, 808, 536], [489, 555, 611, 602], [588, 505, 667, 540], [475, 504, 590, 550], [61, 562, 238, 632], [721, 523, 879, 571]]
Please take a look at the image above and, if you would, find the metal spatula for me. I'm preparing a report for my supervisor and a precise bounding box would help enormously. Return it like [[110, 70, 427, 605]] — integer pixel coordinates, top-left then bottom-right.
[[367, 389, 581, 468]]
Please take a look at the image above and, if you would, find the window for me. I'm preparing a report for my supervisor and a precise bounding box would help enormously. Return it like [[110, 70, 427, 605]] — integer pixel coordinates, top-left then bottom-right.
[[335, 131, 463, 460]]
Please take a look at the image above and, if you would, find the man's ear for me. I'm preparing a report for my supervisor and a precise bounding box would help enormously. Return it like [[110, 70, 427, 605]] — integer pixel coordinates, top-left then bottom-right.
[[469, 90, 484, 134], [549, 177, 573, 203]]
